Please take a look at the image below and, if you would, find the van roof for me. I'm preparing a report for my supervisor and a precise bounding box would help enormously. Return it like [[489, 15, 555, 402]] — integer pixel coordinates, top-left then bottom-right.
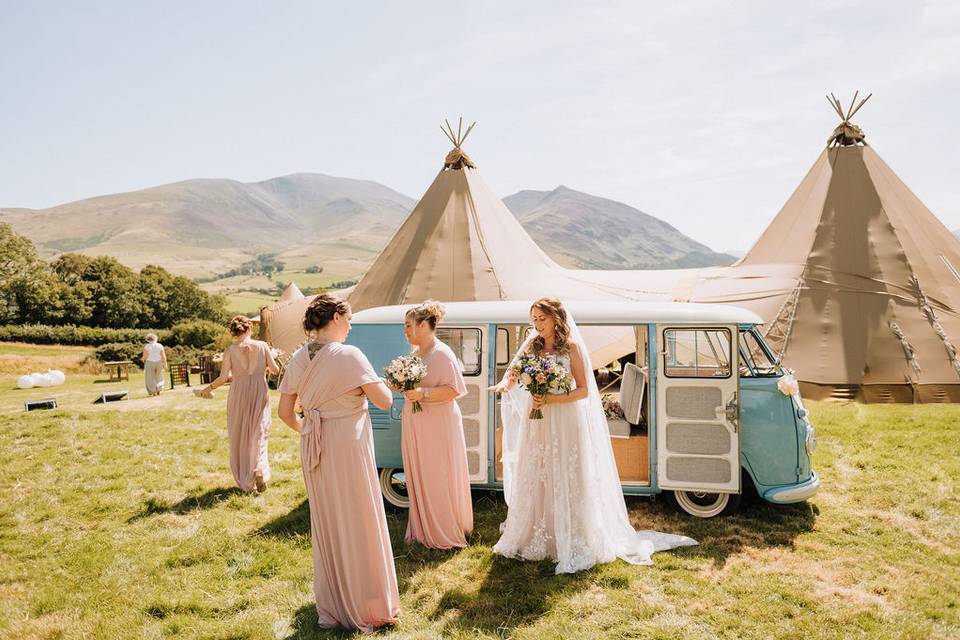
[[352, 300, 763, 325]]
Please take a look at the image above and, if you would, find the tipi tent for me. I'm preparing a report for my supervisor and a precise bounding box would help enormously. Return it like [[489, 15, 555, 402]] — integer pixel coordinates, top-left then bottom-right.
[[731, 94, 960, 401], [348, 119, 639, 365], [349, 119, 564, 308]]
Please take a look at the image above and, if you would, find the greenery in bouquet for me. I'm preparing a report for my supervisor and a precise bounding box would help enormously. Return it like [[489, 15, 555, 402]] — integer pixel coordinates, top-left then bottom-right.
[[510, 352, 573, 419]]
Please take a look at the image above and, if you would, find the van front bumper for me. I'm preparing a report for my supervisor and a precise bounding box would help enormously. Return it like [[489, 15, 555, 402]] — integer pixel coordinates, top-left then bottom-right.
[[763, 471, 820, 504]]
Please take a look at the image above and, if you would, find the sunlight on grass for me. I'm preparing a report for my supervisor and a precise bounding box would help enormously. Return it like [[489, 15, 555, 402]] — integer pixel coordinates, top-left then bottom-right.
[[1, 372, 957, 639]]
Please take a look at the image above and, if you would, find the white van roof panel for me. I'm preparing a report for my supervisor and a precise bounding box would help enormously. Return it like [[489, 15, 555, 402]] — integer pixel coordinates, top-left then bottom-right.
[[352, 300, 763, 325]]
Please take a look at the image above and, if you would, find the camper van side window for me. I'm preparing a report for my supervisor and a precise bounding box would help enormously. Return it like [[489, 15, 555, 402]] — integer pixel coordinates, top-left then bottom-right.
[[663, 328, 732, 378], [436, 328, 482, 376]]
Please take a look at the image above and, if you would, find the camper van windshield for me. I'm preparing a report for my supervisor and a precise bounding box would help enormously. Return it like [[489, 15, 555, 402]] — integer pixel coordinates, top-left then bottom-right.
[[739, 329, 778, 376]]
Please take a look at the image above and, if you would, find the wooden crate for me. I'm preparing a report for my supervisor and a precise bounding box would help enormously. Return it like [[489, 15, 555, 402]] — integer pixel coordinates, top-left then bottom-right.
[[494, 427, 649, 484], [611, 433, 649, 483]]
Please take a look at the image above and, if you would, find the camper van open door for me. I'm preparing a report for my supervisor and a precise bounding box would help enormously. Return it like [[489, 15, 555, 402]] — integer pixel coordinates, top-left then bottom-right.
[[656, 325, 740, 517]]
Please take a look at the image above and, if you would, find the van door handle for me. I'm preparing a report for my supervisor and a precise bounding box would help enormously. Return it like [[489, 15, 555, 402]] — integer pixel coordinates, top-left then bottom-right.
[[725, 392, 739, 431]]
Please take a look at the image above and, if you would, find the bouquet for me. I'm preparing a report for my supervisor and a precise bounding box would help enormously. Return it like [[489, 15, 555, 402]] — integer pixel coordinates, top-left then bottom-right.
[[384, 355, 428, 413], [510, 353, 574, 419], [601, 393, 625, 420]]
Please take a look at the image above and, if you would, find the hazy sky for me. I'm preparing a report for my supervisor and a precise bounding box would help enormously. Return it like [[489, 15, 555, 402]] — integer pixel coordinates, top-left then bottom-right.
[[1, 0, 958, 251]]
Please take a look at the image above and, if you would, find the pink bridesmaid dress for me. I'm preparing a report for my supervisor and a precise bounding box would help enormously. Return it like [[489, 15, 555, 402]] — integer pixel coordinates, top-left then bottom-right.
[[402, 341, 473, 548], [223, 340, 272, 492], [279, 342, 400, 632]]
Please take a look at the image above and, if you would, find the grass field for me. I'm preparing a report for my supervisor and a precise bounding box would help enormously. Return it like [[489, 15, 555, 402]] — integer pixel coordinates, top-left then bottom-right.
[[0, 342, 95, 376], [1, 363, 958, 639], [203, 268, 362, 315]]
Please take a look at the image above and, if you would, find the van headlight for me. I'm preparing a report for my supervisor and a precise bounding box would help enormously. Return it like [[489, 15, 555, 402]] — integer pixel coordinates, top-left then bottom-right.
[[805, 424, 817, 454]]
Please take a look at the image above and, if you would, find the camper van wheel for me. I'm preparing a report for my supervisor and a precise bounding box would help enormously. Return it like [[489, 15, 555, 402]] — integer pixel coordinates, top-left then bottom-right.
[[670, 490, 741, 518], [379, 468, 410, 509]]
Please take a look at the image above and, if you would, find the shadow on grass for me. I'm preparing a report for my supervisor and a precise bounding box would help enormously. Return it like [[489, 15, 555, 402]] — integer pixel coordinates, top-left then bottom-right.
[[255, 499, 311, 538], [284, 603, 395, 639], [438, 553, 594, 636], [646, 488, 819, 567], [128, 486, 245, 522]]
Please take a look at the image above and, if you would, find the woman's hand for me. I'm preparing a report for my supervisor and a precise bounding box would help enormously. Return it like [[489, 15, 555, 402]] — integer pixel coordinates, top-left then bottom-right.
[[488, 381, 510, 394], [488, 371, 517, 394], [531, 394, 547, 409], [404, 387, 425, 402], [201, 387, 214, 399]]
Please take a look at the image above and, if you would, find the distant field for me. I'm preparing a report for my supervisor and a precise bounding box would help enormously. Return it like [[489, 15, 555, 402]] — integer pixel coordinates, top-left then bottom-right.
[[0, 342, 94, 376], [204, 267, 363, 315], [224, 292, 278, 315]]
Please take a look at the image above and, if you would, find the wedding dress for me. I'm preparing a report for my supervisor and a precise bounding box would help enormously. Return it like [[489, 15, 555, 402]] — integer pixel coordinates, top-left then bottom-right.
[[493, 311, 697, 574]]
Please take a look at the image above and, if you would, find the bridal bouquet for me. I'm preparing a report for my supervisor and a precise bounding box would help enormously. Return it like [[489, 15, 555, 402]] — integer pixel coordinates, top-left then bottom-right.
[[384, 355, 428, 413], [510, 353, 573, 419]]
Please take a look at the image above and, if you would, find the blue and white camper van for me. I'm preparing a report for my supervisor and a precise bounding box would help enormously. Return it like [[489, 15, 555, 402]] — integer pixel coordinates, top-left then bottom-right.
[[347, 300, 819, 518]]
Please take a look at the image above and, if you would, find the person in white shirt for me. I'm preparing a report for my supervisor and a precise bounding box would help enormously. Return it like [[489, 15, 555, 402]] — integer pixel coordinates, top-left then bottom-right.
[[143, 333, 168, 396]]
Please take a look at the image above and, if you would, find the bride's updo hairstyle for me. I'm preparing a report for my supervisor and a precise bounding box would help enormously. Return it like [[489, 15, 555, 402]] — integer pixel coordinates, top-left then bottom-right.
[[530, 297, 571, 355], [406, 300, 446, 330], [303, 293, 351, 333]]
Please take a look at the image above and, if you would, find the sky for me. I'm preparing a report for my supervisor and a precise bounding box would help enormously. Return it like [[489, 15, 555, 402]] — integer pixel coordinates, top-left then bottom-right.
[[1, 0, 958, 252]]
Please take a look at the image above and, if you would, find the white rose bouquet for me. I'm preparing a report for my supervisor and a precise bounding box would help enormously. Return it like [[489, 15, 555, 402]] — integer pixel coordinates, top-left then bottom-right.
[[384, 354, 428, 413]]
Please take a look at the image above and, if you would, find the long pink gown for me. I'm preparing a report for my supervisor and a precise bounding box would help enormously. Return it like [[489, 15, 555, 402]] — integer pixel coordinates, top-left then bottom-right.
[[402, 341, 473, 548], [223, 340, 272, 492], [279, 342, 400, 632]]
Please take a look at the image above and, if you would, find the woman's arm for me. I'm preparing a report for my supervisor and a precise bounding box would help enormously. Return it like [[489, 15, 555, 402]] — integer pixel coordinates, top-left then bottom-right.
[[278, 392, 302, 433], [160, 345, 168, 370], [142, 348, 149, 364], [361, 380, 394, 411], [488, 369, 517, 394], [264, 344, 279, 376], [539, 343, 589, 406], [405, 385, 460, 403]]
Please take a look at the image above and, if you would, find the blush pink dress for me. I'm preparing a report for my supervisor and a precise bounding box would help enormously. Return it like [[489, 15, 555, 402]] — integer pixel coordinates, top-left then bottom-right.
[[402, 340, 473, 548], [279, 342, 400, 632], [223, 340, 272, 492]]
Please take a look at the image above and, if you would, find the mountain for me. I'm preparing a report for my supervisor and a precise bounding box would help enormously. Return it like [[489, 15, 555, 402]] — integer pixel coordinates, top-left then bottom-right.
[[505, 186, 736, 269], [2, 177, 734, 279], [0, 174, 415, 278]]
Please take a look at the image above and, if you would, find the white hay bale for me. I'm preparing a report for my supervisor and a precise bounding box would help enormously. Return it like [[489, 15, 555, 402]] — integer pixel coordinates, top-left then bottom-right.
[[33, 373, 54, 387]]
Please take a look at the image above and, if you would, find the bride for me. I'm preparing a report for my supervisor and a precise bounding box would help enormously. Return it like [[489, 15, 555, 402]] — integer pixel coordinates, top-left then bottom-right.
[[489, 298, 697, 574]]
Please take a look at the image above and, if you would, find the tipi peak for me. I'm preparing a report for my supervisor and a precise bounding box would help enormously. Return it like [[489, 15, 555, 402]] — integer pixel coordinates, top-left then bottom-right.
[[441, 117, 477, 170], [826, 90, 872, 147]]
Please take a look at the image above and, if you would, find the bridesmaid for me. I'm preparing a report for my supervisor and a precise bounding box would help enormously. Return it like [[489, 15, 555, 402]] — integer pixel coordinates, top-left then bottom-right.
[[397, 301, 473, 548], [277, 294, 400, 632], [199, 315, 278, 493]]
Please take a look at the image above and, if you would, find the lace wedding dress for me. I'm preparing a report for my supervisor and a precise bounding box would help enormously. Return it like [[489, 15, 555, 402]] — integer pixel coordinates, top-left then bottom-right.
[[493, 313, 697, 574]]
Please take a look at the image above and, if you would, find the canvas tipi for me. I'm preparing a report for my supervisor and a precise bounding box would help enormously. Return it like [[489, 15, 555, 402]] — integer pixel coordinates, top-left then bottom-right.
[[736, 93, 960, 401]]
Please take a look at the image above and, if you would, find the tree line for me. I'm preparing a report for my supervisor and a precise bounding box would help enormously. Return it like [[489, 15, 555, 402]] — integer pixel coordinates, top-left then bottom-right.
[[0, 222, 227, 328]]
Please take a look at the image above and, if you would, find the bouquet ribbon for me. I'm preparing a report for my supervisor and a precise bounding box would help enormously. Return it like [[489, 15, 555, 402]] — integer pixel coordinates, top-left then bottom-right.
[[301, 406, 367, 471]]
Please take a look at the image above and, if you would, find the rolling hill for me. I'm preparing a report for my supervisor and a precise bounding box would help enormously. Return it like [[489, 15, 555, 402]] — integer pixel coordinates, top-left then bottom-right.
[[2, 175, 735, 280], [504, 186, 736, 269], [0, 174, 415, 278]]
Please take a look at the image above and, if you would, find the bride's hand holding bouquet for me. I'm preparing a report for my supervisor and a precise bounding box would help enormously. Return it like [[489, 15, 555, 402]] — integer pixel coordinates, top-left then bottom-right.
[[509, 352, 573, 419]]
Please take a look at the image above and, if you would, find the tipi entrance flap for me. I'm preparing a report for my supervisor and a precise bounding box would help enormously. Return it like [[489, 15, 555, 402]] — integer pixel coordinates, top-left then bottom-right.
[[656, 324, 740, 493]]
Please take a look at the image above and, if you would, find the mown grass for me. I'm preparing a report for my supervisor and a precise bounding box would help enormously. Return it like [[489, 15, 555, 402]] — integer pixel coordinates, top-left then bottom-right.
[[1, 369, 957, 639]]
